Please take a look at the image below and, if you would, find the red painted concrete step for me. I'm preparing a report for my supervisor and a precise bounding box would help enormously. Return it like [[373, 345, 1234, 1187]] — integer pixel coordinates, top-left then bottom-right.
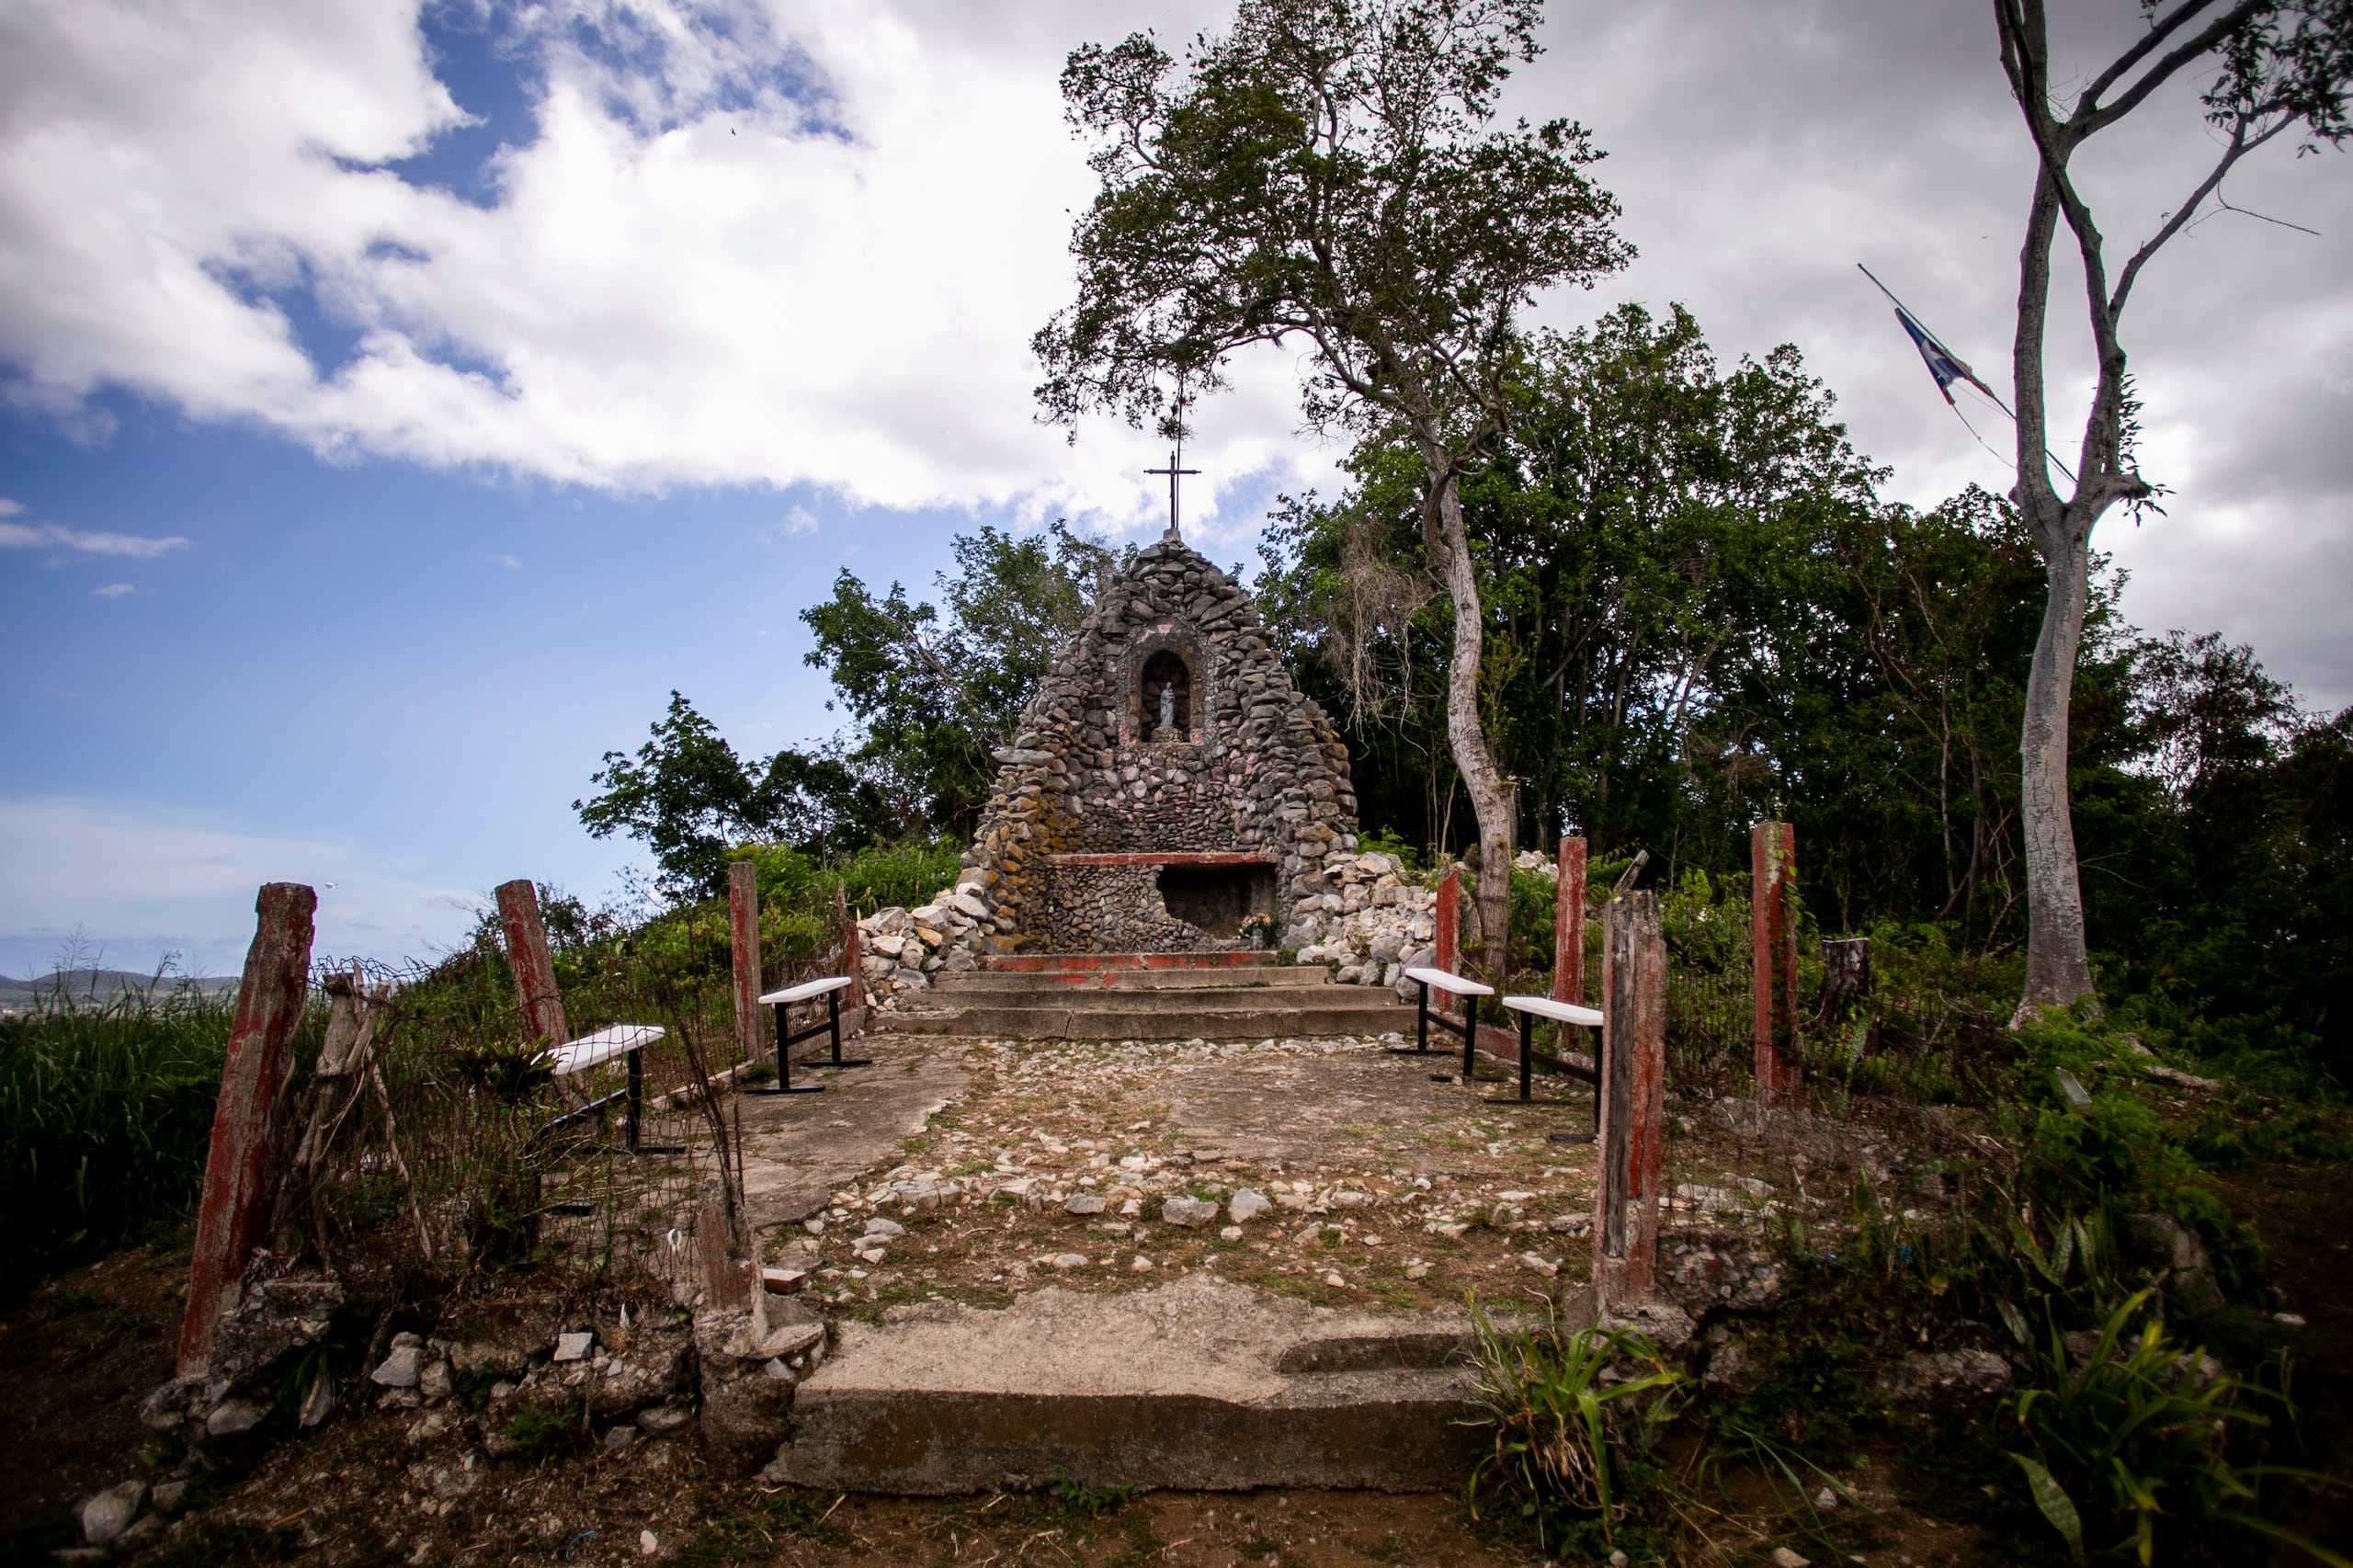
[[983, 950, 1281, 973]]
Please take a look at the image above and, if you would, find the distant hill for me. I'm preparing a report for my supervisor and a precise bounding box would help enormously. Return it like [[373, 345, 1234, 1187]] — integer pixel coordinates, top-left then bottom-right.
[[0, 968, 240, 1013]]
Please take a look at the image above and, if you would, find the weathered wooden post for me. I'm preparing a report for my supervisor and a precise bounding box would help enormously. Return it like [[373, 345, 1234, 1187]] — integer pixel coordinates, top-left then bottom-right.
[[176, 881, 315, 1378], [729, 860, 763, 1066], [1552, 835, 1588, 1006], [1819, 937, 1871, 1017], [1749, 823, 1802, 1108], [495, 878, 568, 1047], [1594, 890, 1665, 1309]]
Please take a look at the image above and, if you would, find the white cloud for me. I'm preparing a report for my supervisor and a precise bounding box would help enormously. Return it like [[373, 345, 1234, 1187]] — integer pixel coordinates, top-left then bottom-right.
[[0, 0, 2346, 693], [89, 581, 132, 597], [0, 518, 190, 556], [0, 0, 1296, 535], [0, 498, 22, 516], [0, 795, 484, 975]]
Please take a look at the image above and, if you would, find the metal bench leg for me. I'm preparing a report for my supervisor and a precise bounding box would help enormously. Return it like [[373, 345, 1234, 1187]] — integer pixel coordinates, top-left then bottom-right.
[[626, 1047, 642, 1152], [621, 1047, 687, 1153], [1461, 994, 1480, 1080], [1519, 1010, 1534, 1102], [801, 987, 871, 1070], [754, 1002, 824, 1096], [1392, 979, 1444, 1056]]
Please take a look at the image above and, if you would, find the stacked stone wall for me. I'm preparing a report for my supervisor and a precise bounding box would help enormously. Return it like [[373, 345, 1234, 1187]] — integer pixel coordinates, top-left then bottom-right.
[[947, 537, 1360, 959]]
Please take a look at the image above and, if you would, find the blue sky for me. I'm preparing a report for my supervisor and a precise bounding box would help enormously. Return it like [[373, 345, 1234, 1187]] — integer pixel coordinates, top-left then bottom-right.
[[4, 1, 2348, 976]]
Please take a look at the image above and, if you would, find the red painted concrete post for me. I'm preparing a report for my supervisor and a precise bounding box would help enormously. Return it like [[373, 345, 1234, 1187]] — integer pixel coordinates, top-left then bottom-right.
[[1434, 863, 1462, 1018], [729, 860, 763, 1066], [176, 882, 316, 1378], [1552, 835, 1587, 1006], [1750, 823, 1802, 1108], [1594, 890, 1665, 1310], [495, 879, 569, 1048], [1434, 863, 1460, 977]]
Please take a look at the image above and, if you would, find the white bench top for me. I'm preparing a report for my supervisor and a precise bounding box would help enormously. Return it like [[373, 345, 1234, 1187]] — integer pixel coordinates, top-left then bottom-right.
[[1403, 966, 1495, 997], [542, 1023, 665, 1077], [1502, 994, 1605, 1028], [759, 974, 855, 1006]]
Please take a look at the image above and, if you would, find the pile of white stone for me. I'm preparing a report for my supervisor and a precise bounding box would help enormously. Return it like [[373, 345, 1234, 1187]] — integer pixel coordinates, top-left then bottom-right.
[[853, 850, 1475, 1008], [1285, 850, 1449, 995], [855, 868, 994, 1006]]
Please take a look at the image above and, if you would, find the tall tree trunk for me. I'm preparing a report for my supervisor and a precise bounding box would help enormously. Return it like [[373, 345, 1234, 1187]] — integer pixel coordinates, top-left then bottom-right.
[[2016, 517, 2097, 1019], [2007, 133, 2100, 1022], [1424, 463, 1515, 974]]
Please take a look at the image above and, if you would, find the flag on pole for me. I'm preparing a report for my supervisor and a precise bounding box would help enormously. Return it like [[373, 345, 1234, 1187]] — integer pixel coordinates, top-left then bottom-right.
[[1892, 304, 1999, 407], [1859, 262, 2075, 483]]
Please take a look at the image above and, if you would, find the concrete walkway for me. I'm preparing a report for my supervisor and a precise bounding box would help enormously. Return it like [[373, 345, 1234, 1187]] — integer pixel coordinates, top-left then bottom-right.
[[713, 1028, 1608, 1494], [733, 1039, 970, 1236]]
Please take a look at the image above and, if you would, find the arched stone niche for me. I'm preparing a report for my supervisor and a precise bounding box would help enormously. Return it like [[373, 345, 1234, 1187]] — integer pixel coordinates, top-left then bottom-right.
[[1119, 626, 1206, 744]]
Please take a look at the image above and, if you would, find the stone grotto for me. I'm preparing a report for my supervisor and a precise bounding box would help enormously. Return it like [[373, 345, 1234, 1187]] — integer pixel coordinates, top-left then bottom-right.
[[849, 533, 1457, 1009]]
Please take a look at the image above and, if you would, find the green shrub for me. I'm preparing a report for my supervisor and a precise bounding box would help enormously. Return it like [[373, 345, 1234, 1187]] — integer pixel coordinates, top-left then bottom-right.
[[0, 986, 256, 1280], [1355, 827, 1426, 873], [2002, 1290, 2341, 1567], [1464, 1303, 1684, 1553]]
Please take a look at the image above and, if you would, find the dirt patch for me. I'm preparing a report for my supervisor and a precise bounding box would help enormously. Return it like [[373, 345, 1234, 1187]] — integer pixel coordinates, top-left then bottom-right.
[[0, 1242, 188, 1542], [2207, 1153, 2353, 1558], [34, 1397, 1520, 1568]]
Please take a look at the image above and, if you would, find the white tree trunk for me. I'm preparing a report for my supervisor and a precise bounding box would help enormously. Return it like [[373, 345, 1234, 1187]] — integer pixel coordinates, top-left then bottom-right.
[[2016, 521, 2097, 1020], [1424, 463, 1515, 975]]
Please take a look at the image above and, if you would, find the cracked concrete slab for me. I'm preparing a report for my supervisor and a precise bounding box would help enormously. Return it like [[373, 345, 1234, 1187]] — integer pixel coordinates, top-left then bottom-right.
[[733, 1040, 969, 1236], [765, 1274, 1498, 1493]]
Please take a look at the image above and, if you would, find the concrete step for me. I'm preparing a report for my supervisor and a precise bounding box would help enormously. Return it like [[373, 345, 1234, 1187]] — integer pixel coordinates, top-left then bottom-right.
[[879, 996, 1408, 1040], [983, 950, 1280, 973], [924, 980, 1359, 1012], [762, 1275, 1495, 1493], [928, 968, 1338, 993]]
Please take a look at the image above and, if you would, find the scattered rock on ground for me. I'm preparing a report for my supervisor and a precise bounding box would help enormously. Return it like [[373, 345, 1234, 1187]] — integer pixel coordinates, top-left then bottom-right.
[[369, 1346, 423, 1387], [80, 1481, 147, 1546], [1879, 1347, 2012, 1402]]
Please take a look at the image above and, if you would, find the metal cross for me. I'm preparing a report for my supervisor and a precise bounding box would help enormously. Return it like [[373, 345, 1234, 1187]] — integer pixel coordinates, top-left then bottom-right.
[[1143, 434, 1200, 542]]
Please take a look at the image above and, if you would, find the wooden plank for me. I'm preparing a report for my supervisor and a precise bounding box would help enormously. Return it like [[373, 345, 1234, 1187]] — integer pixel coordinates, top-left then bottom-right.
[[1750, 823, 1802, 1108], [1434, 864, 1461, 1017], [1044, 851, 1279, 867], [730, 860, 763, 1064], [1594, 891, 1665, 1308], [177, 881, 315, 1378]]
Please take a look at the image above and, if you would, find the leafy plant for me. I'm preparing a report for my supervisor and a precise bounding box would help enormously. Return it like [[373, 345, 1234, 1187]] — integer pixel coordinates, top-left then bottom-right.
[[2004, 1289, 2343, 1567], [0, 983, 250, 1280], [1463, 1304, 1683, 1551]]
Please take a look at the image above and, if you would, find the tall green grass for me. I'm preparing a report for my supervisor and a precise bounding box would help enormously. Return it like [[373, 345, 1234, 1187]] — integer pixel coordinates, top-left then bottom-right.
[[0, 988, 249, 1282]]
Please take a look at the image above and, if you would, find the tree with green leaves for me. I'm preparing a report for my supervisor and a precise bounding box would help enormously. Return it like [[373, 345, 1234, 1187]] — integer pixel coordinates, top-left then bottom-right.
[[1260, 304, 1882, 879], [1990, 0, 2351, 1019], [574, 692, 903, 900], [1034, 0, 1631, 970], [800, 521, 1116, 835]]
